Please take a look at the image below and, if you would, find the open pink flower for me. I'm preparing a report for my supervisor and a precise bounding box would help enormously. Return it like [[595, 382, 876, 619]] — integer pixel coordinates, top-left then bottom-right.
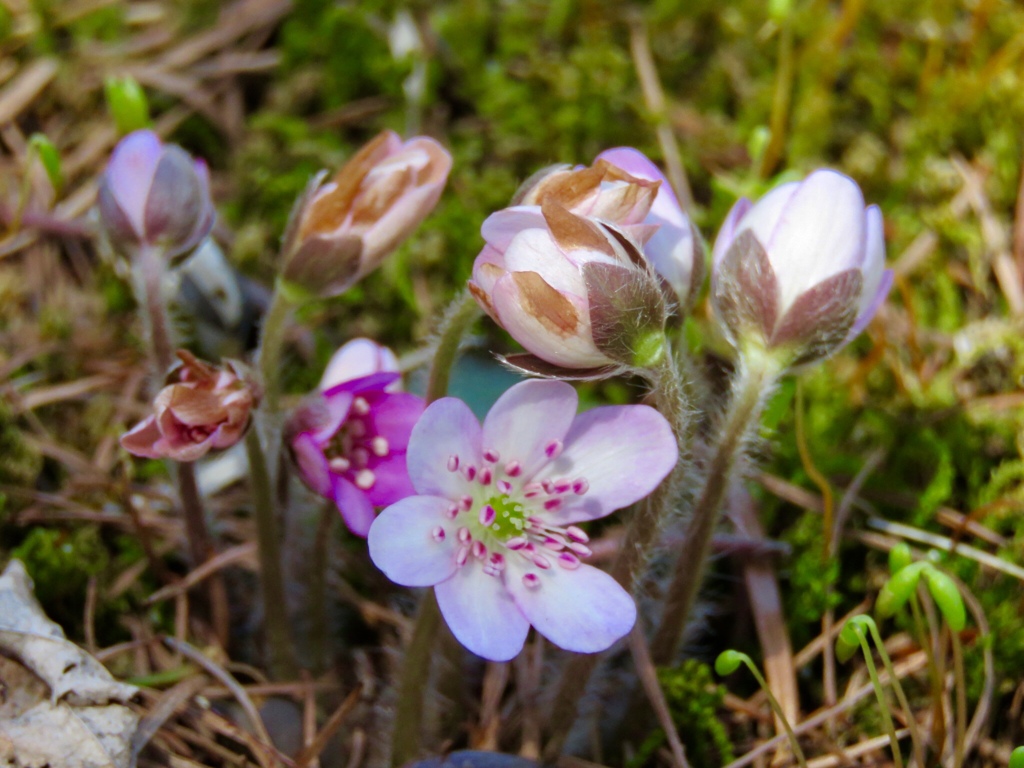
[[368, 380, 678, 661], [287, 339, 424, 536], [121, 351, 255, 462]]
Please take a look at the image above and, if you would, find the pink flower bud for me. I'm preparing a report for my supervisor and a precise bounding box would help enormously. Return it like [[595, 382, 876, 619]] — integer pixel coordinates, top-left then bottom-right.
[[469, 201, 668, 376], [281, 130, 452, 297], [120, 351, 256, 462], [511, 148, 705, 311], [99, 130, 214, 261], [710, 169, 893, 366]]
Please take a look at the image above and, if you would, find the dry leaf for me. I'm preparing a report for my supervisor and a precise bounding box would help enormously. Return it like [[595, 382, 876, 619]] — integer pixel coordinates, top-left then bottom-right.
[[0, 560, 140, 768]]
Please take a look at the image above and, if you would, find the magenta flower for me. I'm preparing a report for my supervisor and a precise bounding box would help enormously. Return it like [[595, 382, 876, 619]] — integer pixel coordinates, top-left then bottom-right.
[[99, 130, 214, 260], [368, 380, 678, 661], [710, 169, 893, 365], [287, 339, 424, 536]]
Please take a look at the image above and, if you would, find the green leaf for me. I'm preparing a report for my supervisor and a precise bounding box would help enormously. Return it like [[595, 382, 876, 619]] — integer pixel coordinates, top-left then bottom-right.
[[105, 76, 151, 135], [888, 542, 913, 574], [28, 133, 62, 193], [876, 561, 928, 618], [714, 649, 745, 676], [1009, 747, 1024, 768], [922, 568, 966, 632]]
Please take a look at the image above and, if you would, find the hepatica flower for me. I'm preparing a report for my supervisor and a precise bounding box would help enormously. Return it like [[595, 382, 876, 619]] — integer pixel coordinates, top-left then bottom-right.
[[368, 380, 678, 661], [288, 339, 424, 536], [99, 129, 214, 261], [121, 351, 255, 461], [281, 130, 452, 297], [711, 169, 893, 366]]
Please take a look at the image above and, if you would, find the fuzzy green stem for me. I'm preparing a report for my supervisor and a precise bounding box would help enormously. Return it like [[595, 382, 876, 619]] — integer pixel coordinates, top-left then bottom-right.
[[866, 620, 926, 767], [741, 657, 808, 768], [855, 629, 904, 768], [245, 426, 297, 679], [308, 501, 334, 674], [258, 284, 296, 414], [137, 245, 174, 374], [951, 630, 967, 768], [425, 290, 482, 402], [390, 290, 481, 766], [391, 592, 442, 766], [648, 353, 780, 665], [543, 350, 693, 760]]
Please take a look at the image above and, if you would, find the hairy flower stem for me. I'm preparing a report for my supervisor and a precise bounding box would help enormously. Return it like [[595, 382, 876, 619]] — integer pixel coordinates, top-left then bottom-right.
[[245, 426, 297, 679], [136, 245, 228, 647], [648, 352, 780, 665], [543, 351, 692, 760], [258, 284, 296, 414], [391, 290, 481, 766]]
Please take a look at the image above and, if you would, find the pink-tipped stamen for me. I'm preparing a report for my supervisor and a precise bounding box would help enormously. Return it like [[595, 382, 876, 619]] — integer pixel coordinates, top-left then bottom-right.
[[572, 478, 589, 495], [496, 479, 512, 494], [472, 540, 487, 559], [522, 573, 541, 589], [479, 504, 496, 527], [506, 537, 528, 550], [455, 546, 469, 567], [568, 541, 592, 557], [447, 454, 460, 472], [457, 527, 472, 544], [504, 460, 522, 477], [478, 467, 493, 486], [566, 525, 589, 543], [543, 498, 563, 512], [351, 397, 370, 415], [558, 552, 581, 570], [371, 436, 389, 457], [532, 554, 552, 570], [431, 526, 446, 543], [483, 448, 500, 463], [544, 439, 563, 459], [445, 504, 459, 520]]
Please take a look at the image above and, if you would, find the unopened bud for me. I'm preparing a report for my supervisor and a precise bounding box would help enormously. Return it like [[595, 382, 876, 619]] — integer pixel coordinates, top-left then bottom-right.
[[281, 130, 451, 298], [105, 76, 151, 135], [99, 130, 214, 261]]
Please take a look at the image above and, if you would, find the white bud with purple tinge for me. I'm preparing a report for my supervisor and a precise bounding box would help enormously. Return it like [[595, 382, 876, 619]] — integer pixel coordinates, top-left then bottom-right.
[[710, 169, 893, 367]]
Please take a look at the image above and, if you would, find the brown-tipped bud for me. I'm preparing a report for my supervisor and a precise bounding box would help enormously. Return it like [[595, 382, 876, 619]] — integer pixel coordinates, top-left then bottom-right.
[[121, 351, 257, 462], [281, 130, 452, 297], [710, 169, 893, 367], [468, 202, 668, 376]]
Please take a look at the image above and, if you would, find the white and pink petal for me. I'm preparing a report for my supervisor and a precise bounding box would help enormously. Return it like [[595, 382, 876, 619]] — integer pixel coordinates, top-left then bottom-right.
[[368, 495, 458, 586], [505, 561, 635, 654], [536, 403, 677, 524], [435, 567, 530, 661]]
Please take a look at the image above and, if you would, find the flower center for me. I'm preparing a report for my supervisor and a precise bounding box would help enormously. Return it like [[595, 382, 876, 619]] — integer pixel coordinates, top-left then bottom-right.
[[481, 494, 527, 540], [322, 396, 390, 490]]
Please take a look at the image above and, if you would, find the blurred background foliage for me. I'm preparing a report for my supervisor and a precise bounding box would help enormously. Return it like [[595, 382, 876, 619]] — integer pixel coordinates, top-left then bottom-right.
[[1, 0, 1023, 757]]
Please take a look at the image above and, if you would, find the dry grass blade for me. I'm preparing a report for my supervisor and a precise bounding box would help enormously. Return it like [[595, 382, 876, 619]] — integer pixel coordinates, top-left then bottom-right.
[[730, 487, 799, 727], [725, 652, 928, 768], [161, 636, 275, 752], [628, 624, 691, 768], [292, 685, 363, 768], [145, 542, 257, 605], [0, 58, 58, 123], [804, 729, 911, 768], [130, 674, 210, 765]]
